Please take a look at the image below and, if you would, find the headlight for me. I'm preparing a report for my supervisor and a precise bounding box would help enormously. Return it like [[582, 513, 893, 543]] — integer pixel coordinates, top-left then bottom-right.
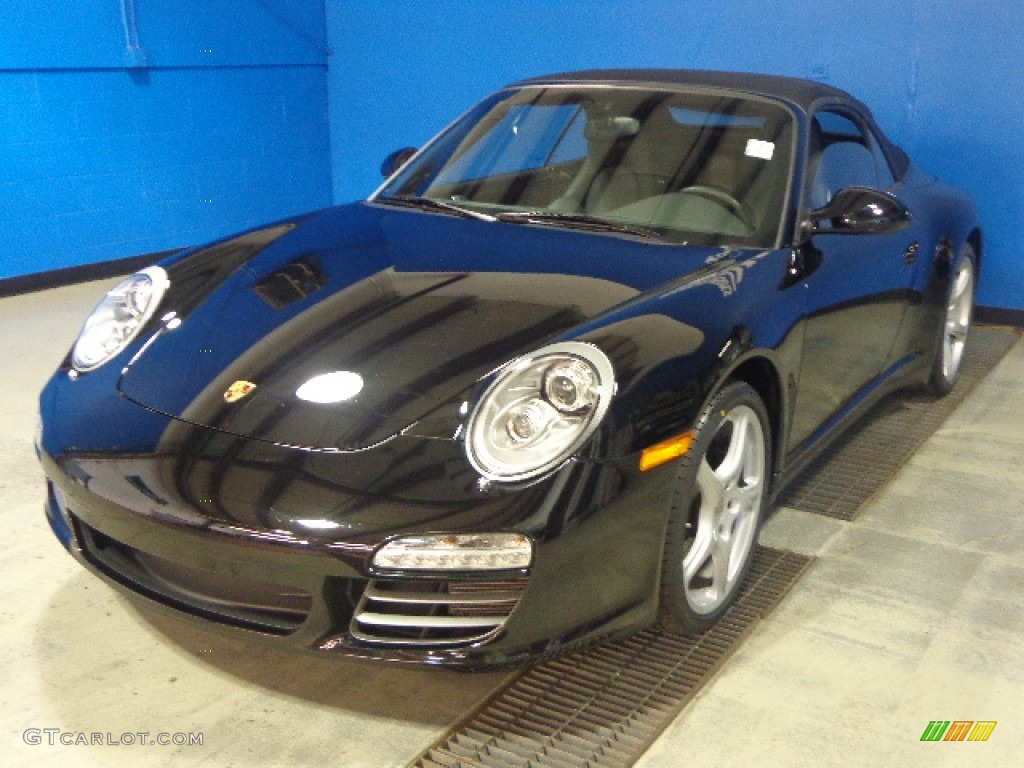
[[465, 341, 615, 482], [71, 266, 170, 372]]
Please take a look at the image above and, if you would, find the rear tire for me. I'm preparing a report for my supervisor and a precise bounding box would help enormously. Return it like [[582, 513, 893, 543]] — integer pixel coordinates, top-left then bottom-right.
[[927, 244, 975, 396], [657, 382, 771, 633]]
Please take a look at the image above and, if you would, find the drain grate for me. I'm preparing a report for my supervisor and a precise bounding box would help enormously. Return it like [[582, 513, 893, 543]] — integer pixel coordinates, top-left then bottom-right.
[[776, 326, 1019, 520], [410, 546, 812, 768]]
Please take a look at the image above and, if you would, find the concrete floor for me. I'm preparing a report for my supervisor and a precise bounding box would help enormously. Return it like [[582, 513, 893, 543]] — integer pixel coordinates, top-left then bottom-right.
[[2, 280, 1021, 767]]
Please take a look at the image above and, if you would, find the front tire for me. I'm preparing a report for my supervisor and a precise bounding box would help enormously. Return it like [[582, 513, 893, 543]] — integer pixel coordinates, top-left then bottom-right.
[[927, 244, 975, 396], [657, 382, 771, 633]]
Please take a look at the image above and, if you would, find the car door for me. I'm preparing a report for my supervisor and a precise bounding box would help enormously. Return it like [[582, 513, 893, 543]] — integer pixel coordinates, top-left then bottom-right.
[[789, 107, 921, 449]]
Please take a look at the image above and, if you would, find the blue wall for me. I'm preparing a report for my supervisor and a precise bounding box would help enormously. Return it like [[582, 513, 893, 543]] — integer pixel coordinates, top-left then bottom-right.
[[2, 1, 1020, 309], [0, 0, 332, 280], [326, 0, 1023, 311]]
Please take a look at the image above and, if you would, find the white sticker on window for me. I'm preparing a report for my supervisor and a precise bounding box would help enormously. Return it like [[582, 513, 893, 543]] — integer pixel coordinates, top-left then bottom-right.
[[745, 139, 775, 160]]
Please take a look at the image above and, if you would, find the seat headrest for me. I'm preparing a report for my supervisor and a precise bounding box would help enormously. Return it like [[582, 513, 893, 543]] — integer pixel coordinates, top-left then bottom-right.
[[584, 115, 640, 143]]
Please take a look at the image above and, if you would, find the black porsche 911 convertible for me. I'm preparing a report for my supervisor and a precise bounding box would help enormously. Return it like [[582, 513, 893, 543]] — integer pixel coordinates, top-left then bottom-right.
[[38, 69, 979, 667]]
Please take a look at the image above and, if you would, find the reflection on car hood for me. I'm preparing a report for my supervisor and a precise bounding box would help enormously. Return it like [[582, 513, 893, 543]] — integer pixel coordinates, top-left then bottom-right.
[[119, 202, 723, 450]]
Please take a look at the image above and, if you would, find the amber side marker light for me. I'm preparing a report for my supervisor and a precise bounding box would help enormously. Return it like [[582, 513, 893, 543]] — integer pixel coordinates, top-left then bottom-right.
[[639, 431, 695, 472]]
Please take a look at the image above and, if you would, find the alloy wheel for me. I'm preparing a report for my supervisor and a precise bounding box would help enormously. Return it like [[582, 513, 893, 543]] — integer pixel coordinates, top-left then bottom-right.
[[683, 404, 766, 614]]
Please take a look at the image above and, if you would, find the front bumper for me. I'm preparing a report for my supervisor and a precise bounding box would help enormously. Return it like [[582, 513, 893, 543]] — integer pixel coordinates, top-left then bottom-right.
[[40, 439, 676, 667]]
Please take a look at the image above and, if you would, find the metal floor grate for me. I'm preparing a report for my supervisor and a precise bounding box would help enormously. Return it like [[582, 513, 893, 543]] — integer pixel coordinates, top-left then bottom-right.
[[776, 326, 1020, 520], [410, 547, 813, 768]]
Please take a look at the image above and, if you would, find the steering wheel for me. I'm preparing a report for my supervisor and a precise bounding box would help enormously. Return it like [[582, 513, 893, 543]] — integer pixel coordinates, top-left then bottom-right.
[[679, 185, 755, 231]]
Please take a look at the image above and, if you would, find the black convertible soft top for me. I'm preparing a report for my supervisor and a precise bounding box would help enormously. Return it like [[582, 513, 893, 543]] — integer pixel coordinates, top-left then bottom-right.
[[515, 69, 862, 114]]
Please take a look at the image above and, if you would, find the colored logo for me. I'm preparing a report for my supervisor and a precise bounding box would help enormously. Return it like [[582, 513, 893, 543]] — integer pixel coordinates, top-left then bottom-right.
[[920, 720, 997, 742], [223, 380, 257, 403]]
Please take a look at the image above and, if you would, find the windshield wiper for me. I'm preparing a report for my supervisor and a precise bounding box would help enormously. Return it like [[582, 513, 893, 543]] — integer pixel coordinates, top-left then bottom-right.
[[375, 199, 664, 240], [495, 210, 664, 241], [375, 195, 497, 222]]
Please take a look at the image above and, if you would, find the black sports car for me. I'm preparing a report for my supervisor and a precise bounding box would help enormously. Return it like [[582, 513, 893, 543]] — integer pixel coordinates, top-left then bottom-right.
[[38, 70, 979, 667]]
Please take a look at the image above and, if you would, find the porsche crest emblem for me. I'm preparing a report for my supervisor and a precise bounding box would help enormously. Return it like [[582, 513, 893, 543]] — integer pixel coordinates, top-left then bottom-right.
[[223, 380, 257, 403]]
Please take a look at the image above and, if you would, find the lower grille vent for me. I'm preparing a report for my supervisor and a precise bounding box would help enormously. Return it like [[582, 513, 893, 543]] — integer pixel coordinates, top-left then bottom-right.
[[75, 518, 311, 635], [351, 577, 528, 646]]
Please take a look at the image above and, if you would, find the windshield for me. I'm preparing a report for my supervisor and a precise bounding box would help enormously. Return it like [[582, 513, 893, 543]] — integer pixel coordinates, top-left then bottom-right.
[[375, 85, 795, 247]]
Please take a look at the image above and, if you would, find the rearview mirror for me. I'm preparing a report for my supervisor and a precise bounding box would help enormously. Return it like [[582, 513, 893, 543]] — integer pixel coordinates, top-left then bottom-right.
[[380, 147, 418, 179], [809, 187, 910, 235]]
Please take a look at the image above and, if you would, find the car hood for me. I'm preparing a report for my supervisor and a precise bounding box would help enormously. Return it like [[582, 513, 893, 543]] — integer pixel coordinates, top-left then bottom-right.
[[119, 202, 723, 450]]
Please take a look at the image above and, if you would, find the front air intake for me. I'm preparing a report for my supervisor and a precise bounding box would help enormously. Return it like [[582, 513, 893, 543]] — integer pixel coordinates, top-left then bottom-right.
[[351, 577, 527, 646]]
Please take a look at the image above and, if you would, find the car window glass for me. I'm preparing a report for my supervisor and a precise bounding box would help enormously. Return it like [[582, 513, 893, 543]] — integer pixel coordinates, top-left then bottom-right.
[[809, 109, 895, 209], [546, 107, 588, 165], [436, 103, 586, 181], [379, 87, 795, 248]]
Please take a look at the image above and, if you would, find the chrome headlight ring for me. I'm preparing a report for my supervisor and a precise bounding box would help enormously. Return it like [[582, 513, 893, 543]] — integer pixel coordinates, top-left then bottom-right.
[[70, 266, 170, 372], [464, 341, 615, 483]]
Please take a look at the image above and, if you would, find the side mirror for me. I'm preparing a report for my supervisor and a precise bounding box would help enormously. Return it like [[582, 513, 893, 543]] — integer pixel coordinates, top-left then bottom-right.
[[380, 147, 418, 179], [809, 187, 910, 235]]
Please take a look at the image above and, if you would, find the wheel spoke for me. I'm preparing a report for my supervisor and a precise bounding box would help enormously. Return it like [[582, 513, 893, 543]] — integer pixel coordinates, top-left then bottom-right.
[[707, 534, 733, 601], [682, 506, 714, 586], [952, 265, 971, 301], [696, 455, 724, 511], [712, 410, 749, 489]]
